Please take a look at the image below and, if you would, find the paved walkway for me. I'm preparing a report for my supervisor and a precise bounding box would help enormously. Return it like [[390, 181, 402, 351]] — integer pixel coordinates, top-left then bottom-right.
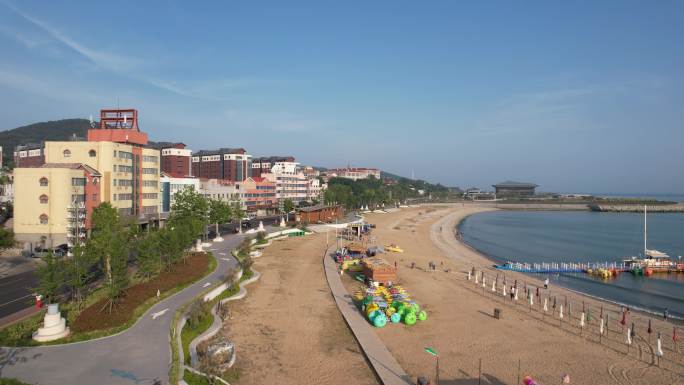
[[322, 245, 412, 385], [0, 234, 243, 385]]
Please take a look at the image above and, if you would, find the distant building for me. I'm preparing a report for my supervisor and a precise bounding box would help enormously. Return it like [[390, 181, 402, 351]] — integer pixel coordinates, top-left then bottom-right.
[[251, 156, 295, 178], [296, 204, 343, 224], [160, 173, 200, 213], [241, 177, 277, 215], [191, 148, 252, 182], [327, 167, 380, 181], [199, 178, 241, 203], [0, 172, 13, 203], [150, 142, 192, 178], [261, 159, 309, 203], [13, 144, 45, 168], [492, 181, 538, 197]]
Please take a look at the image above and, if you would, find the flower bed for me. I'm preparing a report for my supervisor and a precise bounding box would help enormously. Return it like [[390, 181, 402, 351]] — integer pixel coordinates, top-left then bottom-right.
[[72, 252, 210, 333]]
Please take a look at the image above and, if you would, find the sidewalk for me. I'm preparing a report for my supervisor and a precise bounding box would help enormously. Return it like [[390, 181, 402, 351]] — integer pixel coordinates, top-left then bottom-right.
[[322, 245, 412, 385]]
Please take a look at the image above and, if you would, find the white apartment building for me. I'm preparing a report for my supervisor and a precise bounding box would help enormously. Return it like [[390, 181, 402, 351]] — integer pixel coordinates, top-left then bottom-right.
[[160, 174, 200, 212]]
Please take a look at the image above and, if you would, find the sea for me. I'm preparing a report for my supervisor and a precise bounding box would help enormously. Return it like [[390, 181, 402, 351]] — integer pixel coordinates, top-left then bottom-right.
[[458, 210, 684, 319]]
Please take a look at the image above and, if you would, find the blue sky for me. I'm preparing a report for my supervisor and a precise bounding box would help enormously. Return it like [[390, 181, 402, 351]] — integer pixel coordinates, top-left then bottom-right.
[[1, 1, 683, 193]]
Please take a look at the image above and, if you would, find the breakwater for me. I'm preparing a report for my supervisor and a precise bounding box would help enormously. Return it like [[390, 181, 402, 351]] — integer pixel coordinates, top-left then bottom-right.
[[589, 203, 684, 213]]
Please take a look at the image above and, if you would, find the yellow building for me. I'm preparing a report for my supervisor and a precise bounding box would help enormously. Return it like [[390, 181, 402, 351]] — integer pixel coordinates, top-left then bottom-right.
[[13, 108, 161, 248], [13, 164, 101, 247]]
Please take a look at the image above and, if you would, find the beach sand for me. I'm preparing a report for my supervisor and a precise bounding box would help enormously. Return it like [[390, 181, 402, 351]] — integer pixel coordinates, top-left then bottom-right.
[[219, 234, 379, 385], [353, 204, 682, 384]]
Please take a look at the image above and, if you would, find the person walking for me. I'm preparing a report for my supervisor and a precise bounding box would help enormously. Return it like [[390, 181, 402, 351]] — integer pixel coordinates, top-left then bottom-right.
[[544, 277, 549, 289], [664, 308, 669, 321]]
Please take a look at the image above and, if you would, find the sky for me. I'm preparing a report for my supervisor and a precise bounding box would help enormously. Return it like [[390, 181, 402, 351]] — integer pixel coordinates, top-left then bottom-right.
[[0, 1, 683, 194]]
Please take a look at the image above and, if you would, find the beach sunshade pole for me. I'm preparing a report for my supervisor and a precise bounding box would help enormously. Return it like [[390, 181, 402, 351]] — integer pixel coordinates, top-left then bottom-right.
[[424, 347, 439, 385]]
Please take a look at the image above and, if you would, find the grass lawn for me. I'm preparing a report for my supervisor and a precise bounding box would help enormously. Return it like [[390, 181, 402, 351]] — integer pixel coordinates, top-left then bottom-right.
[[181, 312, 214, 365], [0, 379, 33, 385], [183, 369, 212, 385]]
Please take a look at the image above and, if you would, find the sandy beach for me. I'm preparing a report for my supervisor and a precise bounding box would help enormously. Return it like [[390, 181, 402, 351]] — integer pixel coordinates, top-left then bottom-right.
[[219, 234, 379, 385], [221, 204, 682, 385], [353, 204, 682, 384]]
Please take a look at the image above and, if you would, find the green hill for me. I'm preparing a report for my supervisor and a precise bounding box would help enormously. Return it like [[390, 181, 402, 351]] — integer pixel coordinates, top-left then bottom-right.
[[0, 119, 91, 167]]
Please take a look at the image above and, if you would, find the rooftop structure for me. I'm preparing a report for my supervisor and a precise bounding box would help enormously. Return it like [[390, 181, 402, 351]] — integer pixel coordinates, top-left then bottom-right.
[[492, 181, 538, 197]]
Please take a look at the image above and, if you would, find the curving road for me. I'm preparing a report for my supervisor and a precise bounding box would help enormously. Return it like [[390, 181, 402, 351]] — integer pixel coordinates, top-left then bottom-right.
[[0, 234, 242, 385]]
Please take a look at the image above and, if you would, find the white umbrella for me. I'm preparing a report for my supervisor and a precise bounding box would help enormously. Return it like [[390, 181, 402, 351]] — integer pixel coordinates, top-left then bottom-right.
[[491, 280, 496, 292], [258, 221, 265, 232], [502, 284, 507, 297], [543, 298, 548, 312], [467, 271, 471, 281], [559, 305, 564, 319], [580, 312, 585, 328], [627, 327, 632, 345], [600, 317, 605, 335]]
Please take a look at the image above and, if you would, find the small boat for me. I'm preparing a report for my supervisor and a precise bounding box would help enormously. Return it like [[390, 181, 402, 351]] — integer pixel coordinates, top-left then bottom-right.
[[385, 244, 404, 253]]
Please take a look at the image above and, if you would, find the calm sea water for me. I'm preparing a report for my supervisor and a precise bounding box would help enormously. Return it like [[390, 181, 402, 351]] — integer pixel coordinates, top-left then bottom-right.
[[458, 211, 684, 319]]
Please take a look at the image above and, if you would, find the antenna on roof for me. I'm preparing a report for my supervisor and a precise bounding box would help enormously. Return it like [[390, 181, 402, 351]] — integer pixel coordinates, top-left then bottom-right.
[[89, 114, 95, 128]]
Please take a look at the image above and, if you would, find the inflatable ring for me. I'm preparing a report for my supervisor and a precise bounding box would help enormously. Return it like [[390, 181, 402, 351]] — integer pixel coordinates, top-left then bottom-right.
[[368, 309, 382, 321], [373, 314, 388, 328], [404, 312, 417, 325], [390, 312, 401, 323], [418, 310, 427, 321]]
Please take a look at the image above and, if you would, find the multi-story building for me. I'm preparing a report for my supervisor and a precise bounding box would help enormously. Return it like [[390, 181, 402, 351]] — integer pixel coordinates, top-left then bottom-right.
[[13, 163, 101, 247], [241, 177, 277, 215], [151, 142, 192, 178], [160, 173, 200, 213], [13, 144, 45, 168], [13, 108, 161, 247], [262, 160, 309, 203], [251, 156, 295, 178], [199, 178, 242, 204], [191, 148, 252, 182], [0, 172, 12, 203], [327, 167, 381, 181], [307, 177, 324, 201]]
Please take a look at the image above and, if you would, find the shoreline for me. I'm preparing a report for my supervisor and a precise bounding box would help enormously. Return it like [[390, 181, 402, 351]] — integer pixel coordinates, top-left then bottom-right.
[[357, 205, 682, 383], [453, 206, 684, 322]]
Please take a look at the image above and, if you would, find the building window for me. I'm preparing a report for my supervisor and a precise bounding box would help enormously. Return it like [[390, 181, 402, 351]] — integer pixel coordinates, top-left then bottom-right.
[[72, 178, 86, 186], [39, 177, 48, 186], [39, 194, 48, 204], [39, 214, 48, 225], [89, 149, 96, 157], [93, 193, 98, 201], [63, 149, 71, 158]]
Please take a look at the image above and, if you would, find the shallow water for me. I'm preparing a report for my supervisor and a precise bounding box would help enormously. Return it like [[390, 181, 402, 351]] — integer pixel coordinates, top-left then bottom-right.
[[458, 210, 684, 318]]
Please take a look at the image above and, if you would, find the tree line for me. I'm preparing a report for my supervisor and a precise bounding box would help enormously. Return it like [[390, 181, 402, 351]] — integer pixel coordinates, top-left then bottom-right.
[[36, 187, 243, 313], [323, 176, 452, 209]]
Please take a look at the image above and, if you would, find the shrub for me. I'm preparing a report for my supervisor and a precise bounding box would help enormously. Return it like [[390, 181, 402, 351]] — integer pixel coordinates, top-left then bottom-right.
[[0, 227, 15, 249]]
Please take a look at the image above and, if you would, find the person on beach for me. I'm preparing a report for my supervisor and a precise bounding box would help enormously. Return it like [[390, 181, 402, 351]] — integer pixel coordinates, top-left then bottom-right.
[[522, 375, 539, 385], [544, 277, 549, 289], [664, 308, 669, 321], [510, 286, 515, 300]]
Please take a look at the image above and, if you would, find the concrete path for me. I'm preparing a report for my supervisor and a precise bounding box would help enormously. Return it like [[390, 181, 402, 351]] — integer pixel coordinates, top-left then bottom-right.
[[322, 245, 413, 385], [0, 234, 243, 385]]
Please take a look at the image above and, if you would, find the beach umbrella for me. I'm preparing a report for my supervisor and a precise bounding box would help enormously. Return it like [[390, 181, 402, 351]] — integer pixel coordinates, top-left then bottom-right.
[[674, 327, 680, 342], [580, 312, 585, 328], [514, 286, 519, 301], [582, 301, 585, 313], [482, 275, 486, 288], [559, 304, 564, 319], [536, 287, 540, 298], [587, 309, 592, 322], [600, 317, 605, 335], [648, 319, 653, 337], [502, 283, 507, 297], [467, 270, 471, 281], [600, 306, 604, 318], [630, 322, 636, 338], [529, 291, 534, 306], [620, 311, 627, 327], [475, 272, 479, 284], [491, 279, 496, 292], [543, 298, 548, 312], [627, 326, 632, 345], [553, 296, 557, 309], [657, 332, 664, 357]]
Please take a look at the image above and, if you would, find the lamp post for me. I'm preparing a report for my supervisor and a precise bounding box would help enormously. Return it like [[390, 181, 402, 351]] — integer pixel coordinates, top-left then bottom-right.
[[424, 347, 439, 385]]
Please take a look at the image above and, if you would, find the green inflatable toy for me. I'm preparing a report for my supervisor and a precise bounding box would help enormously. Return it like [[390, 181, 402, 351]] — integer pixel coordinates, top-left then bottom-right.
[[404, 312, 417, 325], [418, 310, 427, 321], [390, 312, 401, 323], [373, 314, 387, 328]]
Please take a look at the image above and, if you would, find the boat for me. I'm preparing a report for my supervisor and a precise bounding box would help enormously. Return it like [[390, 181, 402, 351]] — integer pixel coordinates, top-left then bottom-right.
[[643, 249, 674, 273], [385, 244, 404, 253]]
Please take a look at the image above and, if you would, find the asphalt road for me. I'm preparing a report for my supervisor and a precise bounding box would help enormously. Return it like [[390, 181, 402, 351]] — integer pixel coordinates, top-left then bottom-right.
[[0, 270, 39, 319], [0, 234, 242, 385]]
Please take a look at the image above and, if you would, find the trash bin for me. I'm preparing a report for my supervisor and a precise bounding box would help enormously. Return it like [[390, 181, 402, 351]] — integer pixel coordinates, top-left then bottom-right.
[[417, 376, 431, 385], [494, 308, 501, 319]]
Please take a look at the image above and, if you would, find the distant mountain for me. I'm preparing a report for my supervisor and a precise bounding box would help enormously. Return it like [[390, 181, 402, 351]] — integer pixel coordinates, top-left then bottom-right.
[[1, 119, 91, 167]]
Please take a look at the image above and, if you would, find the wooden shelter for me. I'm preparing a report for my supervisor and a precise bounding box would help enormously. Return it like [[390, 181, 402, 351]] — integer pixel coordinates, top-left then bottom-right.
[[362, 257, 397, 285]]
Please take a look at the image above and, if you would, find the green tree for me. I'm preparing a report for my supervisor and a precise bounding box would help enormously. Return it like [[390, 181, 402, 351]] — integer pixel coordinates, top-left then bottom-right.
[[230, 200, 244, 231], [0, 227, 14, 249], [171, 186, 209, 240], [136, 231, 161, 279], [66, 242, 97, 309], [35, 252, 64, 304], [89, 202, 128, 313], [282, 199, 295, 221], [208, 199, 231, 239]]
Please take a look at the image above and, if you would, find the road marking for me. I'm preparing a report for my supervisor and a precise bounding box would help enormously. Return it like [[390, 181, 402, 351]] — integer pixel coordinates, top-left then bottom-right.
[[0, 294, 34, 308], [151, 308, 169, 320], [219, 252, 227, 256], [202, 282, 211, 288], [221, 258, 232, 262]]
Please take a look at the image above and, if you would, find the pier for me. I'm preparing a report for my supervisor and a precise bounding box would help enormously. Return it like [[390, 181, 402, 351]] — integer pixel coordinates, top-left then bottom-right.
[[495, 261, 628, 274], [589, 203, 684, 212]]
